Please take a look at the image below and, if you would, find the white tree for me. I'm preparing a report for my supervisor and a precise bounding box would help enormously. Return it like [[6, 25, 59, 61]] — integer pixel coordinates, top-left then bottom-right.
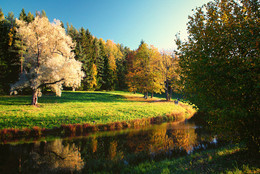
[[10, 16, 84, 105]]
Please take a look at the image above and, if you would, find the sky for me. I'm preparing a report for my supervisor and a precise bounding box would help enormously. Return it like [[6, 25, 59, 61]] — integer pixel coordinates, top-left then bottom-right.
[[1, 0, 211, 51]]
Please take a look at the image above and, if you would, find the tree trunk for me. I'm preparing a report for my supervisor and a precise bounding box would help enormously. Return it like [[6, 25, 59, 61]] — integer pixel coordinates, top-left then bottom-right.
[[170, 87, 172, 101], [144, 91, 148, 99], [166, 80, 169, 101], [31, 90, 38, 106], [151, 92, 153, 98]]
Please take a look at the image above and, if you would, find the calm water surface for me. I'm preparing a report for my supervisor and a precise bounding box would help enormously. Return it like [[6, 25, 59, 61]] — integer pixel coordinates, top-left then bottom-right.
[[0, 121, 217, 173]]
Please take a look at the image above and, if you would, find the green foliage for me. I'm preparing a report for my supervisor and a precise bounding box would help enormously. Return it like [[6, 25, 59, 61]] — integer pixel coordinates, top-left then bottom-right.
[[18, 8, 27, 21], [176, 0, 259, 151], [0, 10, 20, 94], [126, 41, 165, 97], [26, 11, 34, 23], [0, 91, 193, 129]]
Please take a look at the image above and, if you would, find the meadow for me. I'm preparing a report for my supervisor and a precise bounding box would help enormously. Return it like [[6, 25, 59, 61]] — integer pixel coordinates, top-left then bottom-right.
[[0, 91, 195, 130]]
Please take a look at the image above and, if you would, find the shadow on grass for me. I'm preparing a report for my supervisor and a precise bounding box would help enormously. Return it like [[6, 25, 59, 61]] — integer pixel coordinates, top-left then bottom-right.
[[123, 145, 259, 173], [0, 91, 133, 105], [189, 148, 260, 173], [0, 95, 31, 105]]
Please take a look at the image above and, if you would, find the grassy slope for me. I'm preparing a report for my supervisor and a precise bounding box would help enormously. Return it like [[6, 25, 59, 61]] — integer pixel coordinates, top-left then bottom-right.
[[0, 91, 195, 129], [121, 144, 259, 174]]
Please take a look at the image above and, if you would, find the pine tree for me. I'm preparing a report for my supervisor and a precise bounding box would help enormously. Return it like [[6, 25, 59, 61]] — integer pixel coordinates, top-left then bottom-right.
[[41, 10, 47, 18], [116, 44, 129, 90], [26, 12, 34, 23], [19, 8, 27, 21], [0, 10, 20, 94], [0, 9, 4, 21], [96, 39, 106, 90]]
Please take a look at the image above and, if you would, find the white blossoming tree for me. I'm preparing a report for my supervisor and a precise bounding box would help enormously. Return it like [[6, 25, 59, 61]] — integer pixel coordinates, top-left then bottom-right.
[[10, 16, 84, 105]]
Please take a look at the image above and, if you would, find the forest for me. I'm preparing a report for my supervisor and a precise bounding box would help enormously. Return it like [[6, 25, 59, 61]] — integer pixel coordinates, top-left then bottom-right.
[[0, 0, 259, 169], [0, 8, 178, 102]]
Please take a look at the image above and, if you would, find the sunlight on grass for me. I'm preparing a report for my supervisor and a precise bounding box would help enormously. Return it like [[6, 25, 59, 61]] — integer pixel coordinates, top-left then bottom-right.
[[0, 91, 195, 129]]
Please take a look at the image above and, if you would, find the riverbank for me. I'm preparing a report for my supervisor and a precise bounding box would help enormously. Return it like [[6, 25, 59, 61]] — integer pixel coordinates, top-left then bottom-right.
[[119, 143, 260, 173], [0, 91, 195, 141]]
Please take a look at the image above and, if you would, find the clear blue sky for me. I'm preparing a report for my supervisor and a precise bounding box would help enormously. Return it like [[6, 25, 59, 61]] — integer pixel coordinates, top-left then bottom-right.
[[1, 0, 211, 50]]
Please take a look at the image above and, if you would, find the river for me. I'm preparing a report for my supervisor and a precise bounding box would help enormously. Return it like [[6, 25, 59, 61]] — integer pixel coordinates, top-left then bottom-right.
[[0, 120, 218, 173]]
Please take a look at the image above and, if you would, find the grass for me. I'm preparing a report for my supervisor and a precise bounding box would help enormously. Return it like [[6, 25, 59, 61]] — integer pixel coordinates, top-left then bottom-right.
[[119, 144, 259, 174], [0, 91, 195, 130]]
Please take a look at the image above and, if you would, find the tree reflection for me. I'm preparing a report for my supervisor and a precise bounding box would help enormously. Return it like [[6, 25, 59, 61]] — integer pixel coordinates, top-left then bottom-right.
[[23, 139, 84, 173], [0, 122, 215, 173]]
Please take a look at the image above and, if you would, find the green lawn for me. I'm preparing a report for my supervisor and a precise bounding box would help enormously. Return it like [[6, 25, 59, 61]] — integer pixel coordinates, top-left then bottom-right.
[[0, 91, 195, 129]]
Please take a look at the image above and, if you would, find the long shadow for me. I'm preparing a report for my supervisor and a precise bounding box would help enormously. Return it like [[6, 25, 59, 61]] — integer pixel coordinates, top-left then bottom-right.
[[0, 95, 31, 105], [0, 91, 133, 105]]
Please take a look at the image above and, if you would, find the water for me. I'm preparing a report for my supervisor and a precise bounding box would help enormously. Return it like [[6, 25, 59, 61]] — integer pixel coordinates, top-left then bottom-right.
[[0, 121, 217, 173]]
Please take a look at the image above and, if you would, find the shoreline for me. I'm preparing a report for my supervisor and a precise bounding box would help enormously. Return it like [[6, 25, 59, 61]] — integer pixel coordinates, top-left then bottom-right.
[[0, 91, 196, 143], [0, 110, 195, 144]]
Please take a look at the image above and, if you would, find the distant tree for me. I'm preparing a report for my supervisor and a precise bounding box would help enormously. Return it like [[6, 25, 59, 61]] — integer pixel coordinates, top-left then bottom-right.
[[116, 44, 130, 90], [14, 9, 29, 74], [134, 41, 151, 98], [26, 11, 34, 23], [161, 51, 180, 100], [126, 51, 138, 93], [6, 12, 15, 26], [0, 9, 4, 21], [96, 38, 106, 89], [66, 23, 78, 41], [60, 21, 65, 28], [104, 40, 120, 90], [128, 41, 164, 98], [148, 46, 164, 98], [0, 10, 20, 94], [41, 10, 47, 18], [75, 28, 96, 90], [176, 0, 259, 151], [19, 8, 27, 21], [10, 16, 84, 105]]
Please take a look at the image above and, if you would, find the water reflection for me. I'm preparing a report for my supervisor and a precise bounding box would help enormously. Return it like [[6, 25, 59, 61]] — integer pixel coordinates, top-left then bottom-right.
[[0, 121, 216, 173]]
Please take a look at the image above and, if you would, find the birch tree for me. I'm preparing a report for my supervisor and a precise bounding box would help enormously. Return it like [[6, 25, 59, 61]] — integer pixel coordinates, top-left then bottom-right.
[[10, 16, 84, 105]]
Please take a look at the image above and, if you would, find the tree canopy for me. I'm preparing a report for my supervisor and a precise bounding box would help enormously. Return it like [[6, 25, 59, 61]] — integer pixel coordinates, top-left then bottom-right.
[[176, 0, 259, 151], [1, 8, 181, 103], [10, 16, 84, 105]]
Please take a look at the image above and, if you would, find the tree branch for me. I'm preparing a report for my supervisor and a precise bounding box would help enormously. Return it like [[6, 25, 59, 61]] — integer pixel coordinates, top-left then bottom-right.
[[38, 78, 65, 89]]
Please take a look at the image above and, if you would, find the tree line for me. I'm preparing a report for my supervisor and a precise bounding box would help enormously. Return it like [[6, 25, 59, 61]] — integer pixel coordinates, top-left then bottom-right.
[[1, 0, 258, 152], [0, 8, 179, 99]]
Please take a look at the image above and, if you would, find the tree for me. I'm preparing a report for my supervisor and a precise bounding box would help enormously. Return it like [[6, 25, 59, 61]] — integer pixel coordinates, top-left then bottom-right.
[[103, 40, 119, 90], [116, 44, 130, 90], [176, 0, 259, 151], [0, 9, 4, 21], [14, 9, 29, 75], [96, 38, 107, 90], [0, 10, 20, 94], [148, 46, 164, 98], [126, 41, 164, 98], [134, 41, 151, 98], [161, 51, 181, 100], [19, 8, 27, 21], [10, 16, 84, 105], [75, 28, 96, 90], [126, 51, 138, 93], [26, 11, 34, 23]]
